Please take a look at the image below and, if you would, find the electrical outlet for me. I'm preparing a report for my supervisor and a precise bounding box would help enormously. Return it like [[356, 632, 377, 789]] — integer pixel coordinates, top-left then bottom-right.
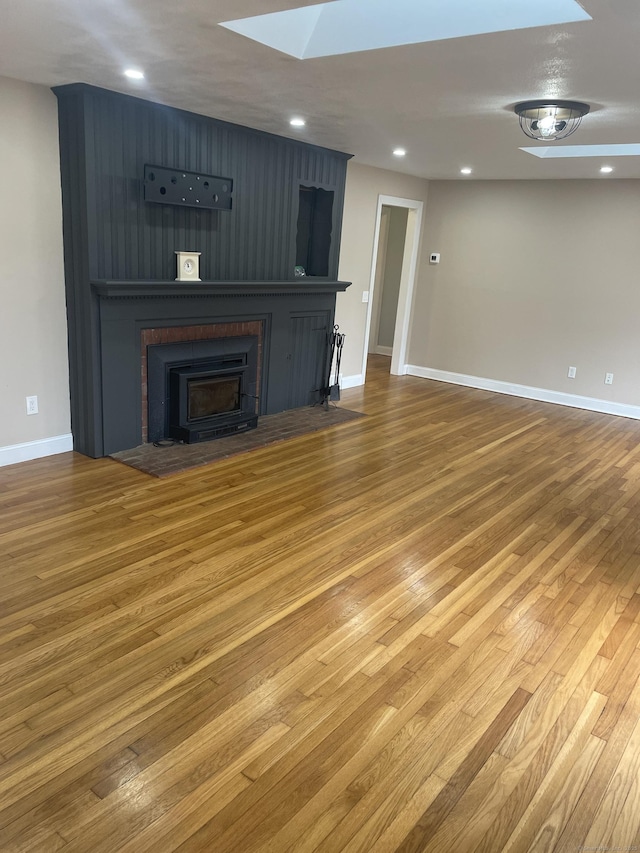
[[568, 366, 577, 379], [26, 395, 38, 415], [362, 291, 369, 303], [605, 373, 614, 385]]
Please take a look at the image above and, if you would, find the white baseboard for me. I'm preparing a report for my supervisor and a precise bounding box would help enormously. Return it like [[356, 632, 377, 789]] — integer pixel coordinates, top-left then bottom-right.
[[405, 365, 640, 421], [0, 433, 74, 468], [340, 373, 365, 389], [374, 345, 393, 357]]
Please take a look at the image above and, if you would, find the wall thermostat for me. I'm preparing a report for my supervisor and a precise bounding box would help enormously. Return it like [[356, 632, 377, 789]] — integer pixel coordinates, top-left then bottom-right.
[[429, 252, 440, 264]]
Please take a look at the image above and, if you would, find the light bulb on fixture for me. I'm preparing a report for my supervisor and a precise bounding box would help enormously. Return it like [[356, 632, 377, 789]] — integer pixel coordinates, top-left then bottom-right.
[[393, 148, 407, 157], [600, 166, 613, 174], [124, 69, 145, 80], [535, 114, 560, 138], [290, 117, 306, 127], [514, 100, 590, 141]]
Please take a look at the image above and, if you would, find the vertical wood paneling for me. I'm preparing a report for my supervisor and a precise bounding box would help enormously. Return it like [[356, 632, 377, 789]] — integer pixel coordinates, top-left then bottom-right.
[[288, 313, 331, 408], [53, 83, 351, 457], [56, 85, 349, 283]]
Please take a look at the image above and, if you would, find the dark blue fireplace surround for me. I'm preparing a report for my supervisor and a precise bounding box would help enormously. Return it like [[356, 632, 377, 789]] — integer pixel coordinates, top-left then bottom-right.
[[92, 279, 348, 454], [54, 84, 352, 457]]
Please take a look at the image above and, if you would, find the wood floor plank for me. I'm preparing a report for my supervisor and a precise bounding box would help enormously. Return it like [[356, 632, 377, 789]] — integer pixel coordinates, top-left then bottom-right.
[[392, 688, 532, 852], [506, 734, 605, 853], [500, 687, 607, 853], [552, 664, 640, 851], [3, 355, 640, 851], [582, 709, 640, 852], [62, 723, 290, 853], [453, 685, 608, 853], [471, 655, 610, 853]]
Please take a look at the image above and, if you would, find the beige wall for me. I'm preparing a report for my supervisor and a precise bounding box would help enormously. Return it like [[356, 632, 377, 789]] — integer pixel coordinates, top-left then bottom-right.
[[377, 205, 408, 349], [0, 76, 70, 449], [368, 206, 390, 354], [409, 179, 640, 406], [336, 161, 429, 379], [5, 92, 640, 455]]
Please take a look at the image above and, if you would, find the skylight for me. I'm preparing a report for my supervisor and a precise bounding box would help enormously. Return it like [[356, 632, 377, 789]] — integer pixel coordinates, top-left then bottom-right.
[[220, 0, 591, 60], [521, 144, 640, 158]]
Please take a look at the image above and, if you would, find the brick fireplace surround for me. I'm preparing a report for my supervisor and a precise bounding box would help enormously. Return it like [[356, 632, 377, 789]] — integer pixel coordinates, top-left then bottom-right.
[[140, 320, 264, 443]]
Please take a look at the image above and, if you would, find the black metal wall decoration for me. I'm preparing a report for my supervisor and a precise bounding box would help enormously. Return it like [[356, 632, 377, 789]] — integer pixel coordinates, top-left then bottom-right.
[[144, 164, 233, 211]]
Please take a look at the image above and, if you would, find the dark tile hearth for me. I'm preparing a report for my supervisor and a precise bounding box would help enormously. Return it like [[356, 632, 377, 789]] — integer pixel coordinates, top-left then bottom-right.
[[111, 405, 365, 477]]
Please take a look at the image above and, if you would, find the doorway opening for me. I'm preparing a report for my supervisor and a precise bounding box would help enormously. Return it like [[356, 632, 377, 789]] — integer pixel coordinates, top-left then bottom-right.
[[362, 195, 423, 381]]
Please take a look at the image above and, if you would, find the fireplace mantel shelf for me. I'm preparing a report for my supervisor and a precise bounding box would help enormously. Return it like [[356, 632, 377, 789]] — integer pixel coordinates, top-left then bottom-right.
[[92, 280, 351, 298]]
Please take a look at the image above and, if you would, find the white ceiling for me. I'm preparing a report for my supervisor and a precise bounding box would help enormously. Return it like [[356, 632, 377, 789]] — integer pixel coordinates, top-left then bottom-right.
[[2, 0, 640, 180]]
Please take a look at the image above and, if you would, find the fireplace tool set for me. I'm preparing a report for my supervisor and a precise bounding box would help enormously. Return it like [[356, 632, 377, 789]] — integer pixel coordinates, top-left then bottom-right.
[[322, 324, 345, 408]]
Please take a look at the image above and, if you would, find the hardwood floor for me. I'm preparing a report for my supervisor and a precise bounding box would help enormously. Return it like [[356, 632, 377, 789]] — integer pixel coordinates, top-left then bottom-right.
[[2, 354, 640, 852]]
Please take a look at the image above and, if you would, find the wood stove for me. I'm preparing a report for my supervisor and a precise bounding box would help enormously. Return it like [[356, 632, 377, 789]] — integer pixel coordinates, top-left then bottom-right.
[[168, 353, 257, 443], [147, 333, 260, 444]]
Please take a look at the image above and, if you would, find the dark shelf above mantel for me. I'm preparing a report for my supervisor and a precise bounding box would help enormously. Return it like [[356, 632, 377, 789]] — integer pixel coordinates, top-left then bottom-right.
[[92, 280, 352, 298]]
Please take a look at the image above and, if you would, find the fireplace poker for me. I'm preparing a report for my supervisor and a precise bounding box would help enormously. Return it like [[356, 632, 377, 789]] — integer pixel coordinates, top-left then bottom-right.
[[322, 325, 337, 408], [329, 327, 345, 402]]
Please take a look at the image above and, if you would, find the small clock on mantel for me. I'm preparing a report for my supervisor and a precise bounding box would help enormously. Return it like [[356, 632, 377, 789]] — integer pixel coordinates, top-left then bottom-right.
[[175, 251, 201, 282]]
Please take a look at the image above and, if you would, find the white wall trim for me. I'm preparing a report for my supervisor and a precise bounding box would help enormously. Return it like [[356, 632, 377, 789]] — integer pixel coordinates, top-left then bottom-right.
[[0, 433, 73, 468], [374, 345, 393, 357], [406, 366, 640, 421], [340, 373, 365, 389]]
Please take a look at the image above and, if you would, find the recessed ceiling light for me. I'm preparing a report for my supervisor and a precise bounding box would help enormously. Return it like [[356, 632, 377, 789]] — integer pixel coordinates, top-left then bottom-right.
[[393, 148, 407, 157], [600, 165, 614, 173], [460, 167, 472, 175], [290, 117, 306, 127], [124, 69, 145, 80]]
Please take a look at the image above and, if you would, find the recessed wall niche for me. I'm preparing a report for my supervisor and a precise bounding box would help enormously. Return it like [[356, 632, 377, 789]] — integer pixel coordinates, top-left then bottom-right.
[[296, 185, 334, 277]]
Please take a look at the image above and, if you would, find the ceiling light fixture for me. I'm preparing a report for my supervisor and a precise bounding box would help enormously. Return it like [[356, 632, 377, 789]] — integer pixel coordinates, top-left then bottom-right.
[[600, 165, 613, 173], [290, 117, 306, 127], [124, 69, 145, 80], [393, 148, 407, 157], [460, 167, 472, 175], [514, 100, 590, 141]]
